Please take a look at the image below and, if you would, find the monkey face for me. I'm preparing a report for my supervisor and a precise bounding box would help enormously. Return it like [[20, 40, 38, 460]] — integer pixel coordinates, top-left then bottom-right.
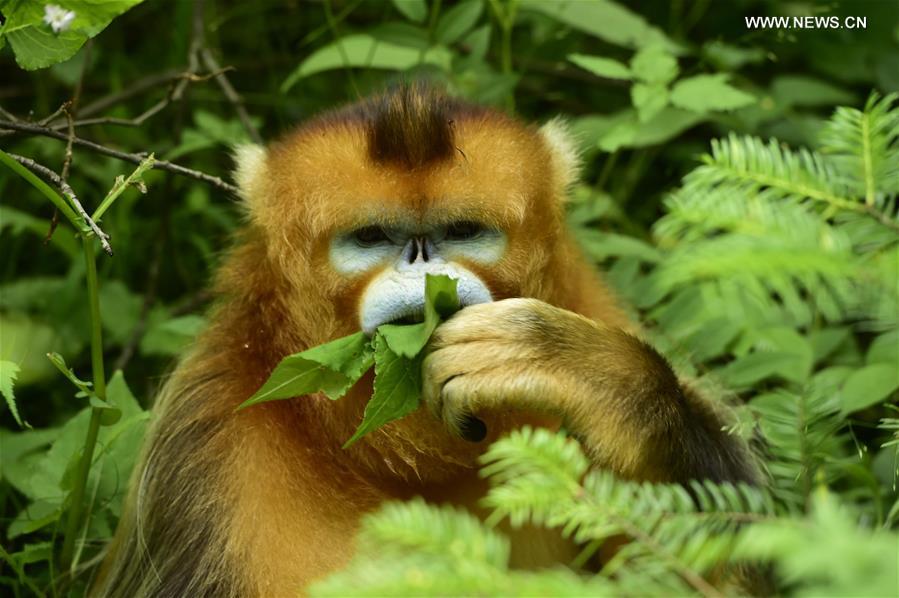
[[237, 87, 581, 348], [329, 220, 506, 334]]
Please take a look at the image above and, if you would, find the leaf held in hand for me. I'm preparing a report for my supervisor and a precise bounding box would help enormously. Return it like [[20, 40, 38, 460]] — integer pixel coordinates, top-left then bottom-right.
[[240, 274, 461, 446], [342, 335, 423, 448], [238, 332, 374, 409]]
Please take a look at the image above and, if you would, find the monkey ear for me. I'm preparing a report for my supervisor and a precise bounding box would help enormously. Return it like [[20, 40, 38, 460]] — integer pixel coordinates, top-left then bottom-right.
[[231, 143, 268, 203], [538, 117, 582, 198]]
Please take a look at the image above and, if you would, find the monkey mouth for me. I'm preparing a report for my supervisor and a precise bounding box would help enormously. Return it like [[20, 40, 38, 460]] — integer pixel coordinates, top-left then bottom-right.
[[387, 311, 425, 326]]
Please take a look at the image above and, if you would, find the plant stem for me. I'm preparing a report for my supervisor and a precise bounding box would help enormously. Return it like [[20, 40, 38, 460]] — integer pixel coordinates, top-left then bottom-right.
[[58, 240, 108, 571], [0, 149, 81, 229]]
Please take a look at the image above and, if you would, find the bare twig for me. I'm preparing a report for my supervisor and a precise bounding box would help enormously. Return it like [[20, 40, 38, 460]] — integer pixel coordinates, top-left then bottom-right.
[[77, 70, 181, 118], [45, 68, 234, 132], [0, 120, 239, 194], [200, 48, 262, 144], [0, 105, 19, 121], [7, 153, 114, 255], [37, 100, 72, 126]]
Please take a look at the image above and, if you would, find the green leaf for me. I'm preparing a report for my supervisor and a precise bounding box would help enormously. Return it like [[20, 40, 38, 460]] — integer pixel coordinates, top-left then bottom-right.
[[0, 360, 26, 428], [841, 364, 899, 413], [0, 428, 56, 494], [390, 0, 427, 23], [574, 230, 661, 263], [568, 54, 632, 80], [770, 76, 856, 108], [1, 0, 146, 70], [378, 275, 460, 359], [670, 74, 756, 113], [808, 327, 851, 365], [342, 335, 422, 447], [519, 0, 675, 51], [718, 351, 801, 387], [630, 45, 679, 85], [462, 25, 490, 61], [140, 313, 206, 357], [46, 352, 93, 395], [239, 332, 374, 408], [632, 82, 668, 123], [597, 107, 706, 152], [867, 331, 899, 365], [89, 395, 122, 426], [0, 205, 79, 258], [434, 0, 482, 45], [282, 34, 451, 91]]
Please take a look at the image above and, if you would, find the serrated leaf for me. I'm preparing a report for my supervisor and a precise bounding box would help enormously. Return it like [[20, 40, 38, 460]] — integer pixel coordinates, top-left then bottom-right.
[[841, 364, 899, 413], [390, 0, 427, 23], [239, 332, 374, 408], [378, 275, 460, 358], [2, 0, 145, 70], [630, 45, 678, 85], [670, 74, 756, 113], [434, 0, 482, 45], [0, 360, 26, 428], [343, 335, 422, 447], [568, 54, 632, 80]]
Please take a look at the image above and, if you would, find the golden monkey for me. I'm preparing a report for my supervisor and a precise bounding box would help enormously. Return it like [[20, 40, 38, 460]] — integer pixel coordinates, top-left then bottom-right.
[[94, 85, 757, 597]]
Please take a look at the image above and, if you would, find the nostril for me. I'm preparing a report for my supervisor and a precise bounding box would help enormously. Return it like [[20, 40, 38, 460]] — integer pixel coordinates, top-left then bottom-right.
[[406, 238, 429, 264]]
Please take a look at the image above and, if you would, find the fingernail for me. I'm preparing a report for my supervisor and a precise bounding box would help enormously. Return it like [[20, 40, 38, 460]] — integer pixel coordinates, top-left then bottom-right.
[[459, 415, 487, 442]]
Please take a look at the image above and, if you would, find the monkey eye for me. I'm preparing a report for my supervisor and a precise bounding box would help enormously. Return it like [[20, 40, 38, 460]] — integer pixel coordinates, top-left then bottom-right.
[[351, 226, 391, 247], [445, 221, 484, 241]]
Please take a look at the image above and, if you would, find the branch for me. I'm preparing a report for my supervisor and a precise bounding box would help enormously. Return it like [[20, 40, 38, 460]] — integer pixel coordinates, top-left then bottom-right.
[[200, 48, 263, 144], [0, 120, 239, 194], [6, 153, 113, 255]]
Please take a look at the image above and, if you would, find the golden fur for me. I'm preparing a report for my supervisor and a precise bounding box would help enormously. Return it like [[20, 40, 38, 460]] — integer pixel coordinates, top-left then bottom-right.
[[94, 86, 756, 597]]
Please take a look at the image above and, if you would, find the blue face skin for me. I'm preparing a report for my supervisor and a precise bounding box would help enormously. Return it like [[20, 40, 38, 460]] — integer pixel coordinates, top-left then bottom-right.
[[328, 221, 508, 334], [328, 221, 507, 275]]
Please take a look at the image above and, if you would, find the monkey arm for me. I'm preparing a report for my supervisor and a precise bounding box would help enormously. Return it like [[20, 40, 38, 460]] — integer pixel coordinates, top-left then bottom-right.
[[422, 298, 759, 486]]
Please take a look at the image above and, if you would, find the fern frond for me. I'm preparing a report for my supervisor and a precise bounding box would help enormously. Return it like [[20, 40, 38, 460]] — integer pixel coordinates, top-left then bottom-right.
[[479, 427, 588, 527], [357, 499, 509, 568], [749, 388, 850, 509], [689, 134, 859, 213], [821, 92, 899, 201], [311, 555, 617, 597], [480, 428, 775, 592], [656, 183, 850, 247], [734, 489, 899, 597]]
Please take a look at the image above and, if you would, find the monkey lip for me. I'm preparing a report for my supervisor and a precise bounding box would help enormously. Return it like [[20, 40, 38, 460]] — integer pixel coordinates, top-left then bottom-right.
[[387, 311, 425, 326]]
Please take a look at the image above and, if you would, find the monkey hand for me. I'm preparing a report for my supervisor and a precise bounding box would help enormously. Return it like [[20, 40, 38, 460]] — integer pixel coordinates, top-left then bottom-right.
[[422, 298, 756, 483], [422, 298, 692, 477]]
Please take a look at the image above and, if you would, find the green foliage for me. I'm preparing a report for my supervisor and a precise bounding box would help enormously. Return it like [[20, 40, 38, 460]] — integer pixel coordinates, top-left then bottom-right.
[[0, 361, 24, 428], [2, 0, 898, 594], [240, 274, 459, 446], [0, 0, 146, 70]]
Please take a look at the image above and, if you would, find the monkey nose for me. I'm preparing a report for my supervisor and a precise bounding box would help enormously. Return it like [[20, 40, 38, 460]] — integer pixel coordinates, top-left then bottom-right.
[[401, 237, 436, 265]]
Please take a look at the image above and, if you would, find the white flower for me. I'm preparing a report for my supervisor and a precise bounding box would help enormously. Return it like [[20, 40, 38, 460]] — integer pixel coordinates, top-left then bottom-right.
[[43, 4, 76, 34]]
